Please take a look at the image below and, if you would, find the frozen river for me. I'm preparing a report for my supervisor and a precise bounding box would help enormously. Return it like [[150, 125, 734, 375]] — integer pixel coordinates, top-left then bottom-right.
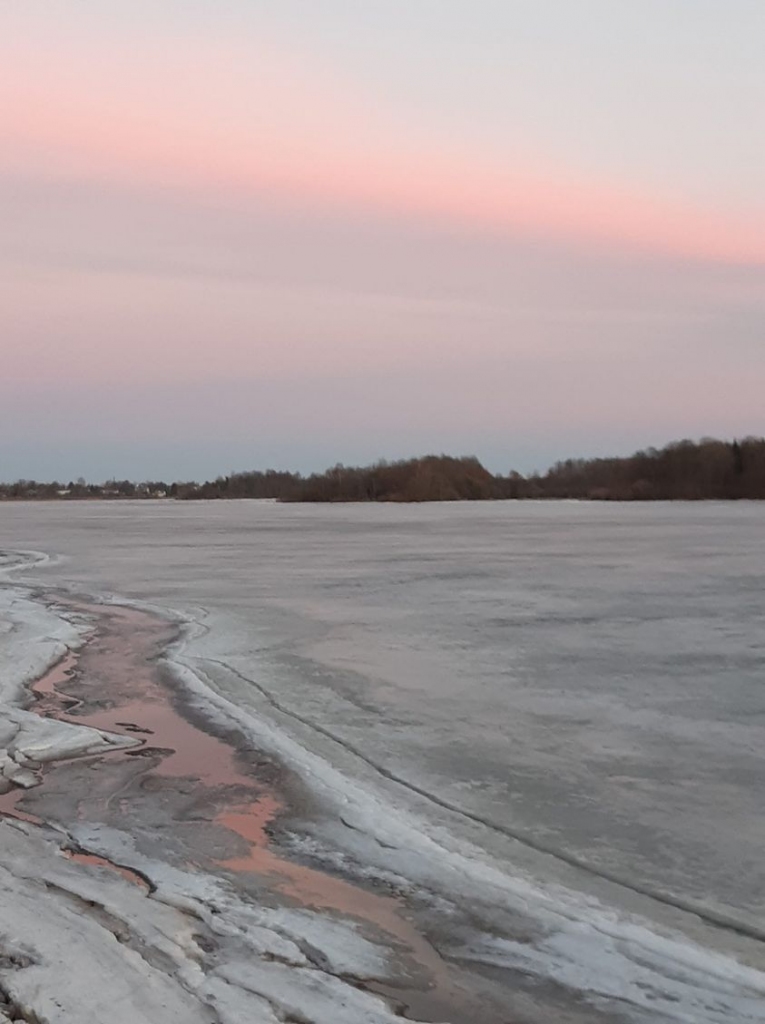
[[2, 498, 764, 1021]]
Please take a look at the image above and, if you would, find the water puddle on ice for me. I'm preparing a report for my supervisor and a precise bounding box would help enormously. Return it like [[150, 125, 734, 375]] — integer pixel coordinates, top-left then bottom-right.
[[4, 598, 464, 1017], [62, 849, 152, 892], [0, 794, 44, 827]]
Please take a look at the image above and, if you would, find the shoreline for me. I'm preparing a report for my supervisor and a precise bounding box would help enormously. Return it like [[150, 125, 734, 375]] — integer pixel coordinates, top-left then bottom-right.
[[0, 592, 512, 1024]]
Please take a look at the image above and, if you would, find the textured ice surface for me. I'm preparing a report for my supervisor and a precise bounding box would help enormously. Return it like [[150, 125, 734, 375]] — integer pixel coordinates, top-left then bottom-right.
[[2, 500, 765, 1021], [143, 655, 765, 1023], [0, 580, 81, 703], [0, 818, 418, 1024], [0, 822, 209, 1024], [0, 588, 139, 793]]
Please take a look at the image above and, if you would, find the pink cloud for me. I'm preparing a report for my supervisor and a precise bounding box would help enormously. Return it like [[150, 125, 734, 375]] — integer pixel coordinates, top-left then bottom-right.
[[4, 32, 764, 264]]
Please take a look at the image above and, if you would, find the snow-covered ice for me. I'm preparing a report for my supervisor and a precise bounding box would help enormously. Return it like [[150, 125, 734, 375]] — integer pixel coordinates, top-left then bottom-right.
[[0, 588, 139, 795], [2, 501, 765, 1022], [0, 817, 433, 1024], [0, 570, 432, 1024]]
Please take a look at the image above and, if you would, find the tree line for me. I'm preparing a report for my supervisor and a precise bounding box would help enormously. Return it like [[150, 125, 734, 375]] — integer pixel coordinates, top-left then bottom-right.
[[521, 437, 765, 501], [2, 438, 764, 503]]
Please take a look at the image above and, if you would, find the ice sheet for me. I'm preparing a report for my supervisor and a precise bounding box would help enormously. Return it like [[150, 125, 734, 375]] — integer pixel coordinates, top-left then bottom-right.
[[166, 650, 765, 1024], [2, 501, 765, 1023], [0, 580, 431, 1024]]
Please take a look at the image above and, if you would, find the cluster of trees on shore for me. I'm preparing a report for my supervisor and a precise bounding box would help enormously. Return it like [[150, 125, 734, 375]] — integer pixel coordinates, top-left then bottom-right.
[[524, 437, 765, 501], [2, 438, 765, 503], [284, 455, 499, 502]]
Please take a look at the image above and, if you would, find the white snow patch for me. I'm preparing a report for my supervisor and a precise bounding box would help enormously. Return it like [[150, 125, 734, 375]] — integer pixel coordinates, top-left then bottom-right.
[[0, 586, 82, 704]]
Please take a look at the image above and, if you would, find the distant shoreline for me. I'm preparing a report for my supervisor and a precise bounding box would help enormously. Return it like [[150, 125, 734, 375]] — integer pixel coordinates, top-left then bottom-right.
[[2, 436, 764, 502], [2, 494, 765, 503]]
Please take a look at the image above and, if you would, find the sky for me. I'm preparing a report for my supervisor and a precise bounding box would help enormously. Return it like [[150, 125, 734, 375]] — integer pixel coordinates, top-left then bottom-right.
[[2, 1, 764, 481]]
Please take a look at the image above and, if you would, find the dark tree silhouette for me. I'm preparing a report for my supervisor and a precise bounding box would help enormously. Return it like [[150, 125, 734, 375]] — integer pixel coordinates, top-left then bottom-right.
[[2, 438, 764, 502]]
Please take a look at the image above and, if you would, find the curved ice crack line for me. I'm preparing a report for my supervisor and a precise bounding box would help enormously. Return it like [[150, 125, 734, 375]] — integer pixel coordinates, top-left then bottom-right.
[[205, 657, 765, 947], [0, 549, 55, 578]]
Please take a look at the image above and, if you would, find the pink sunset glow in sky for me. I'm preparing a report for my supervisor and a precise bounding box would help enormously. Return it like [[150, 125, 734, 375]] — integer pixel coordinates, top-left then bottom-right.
[[3, 1, 764, 480]]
